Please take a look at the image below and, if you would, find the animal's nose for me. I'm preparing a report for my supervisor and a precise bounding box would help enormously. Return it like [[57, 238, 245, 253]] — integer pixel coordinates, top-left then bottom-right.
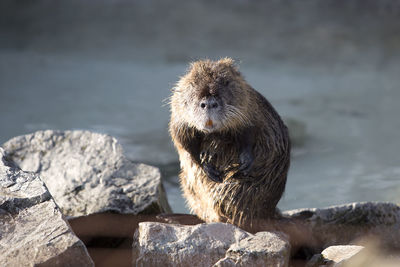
[[200, 98, 218, 109]]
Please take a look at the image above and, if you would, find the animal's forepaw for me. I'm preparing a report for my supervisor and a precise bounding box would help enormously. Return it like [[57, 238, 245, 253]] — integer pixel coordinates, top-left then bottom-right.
[[237, 151, 254, 176], [202, 163, 223, 183]]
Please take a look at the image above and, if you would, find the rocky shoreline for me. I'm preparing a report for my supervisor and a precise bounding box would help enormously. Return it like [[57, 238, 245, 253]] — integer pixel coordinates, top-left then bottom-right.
[[1, 130, 399, 267]]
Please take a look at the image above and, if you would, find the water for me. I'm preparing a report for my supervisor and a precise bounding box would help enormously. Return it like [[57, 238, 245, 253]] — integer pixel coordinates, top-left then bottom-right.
[[1, 0, 400, 213]]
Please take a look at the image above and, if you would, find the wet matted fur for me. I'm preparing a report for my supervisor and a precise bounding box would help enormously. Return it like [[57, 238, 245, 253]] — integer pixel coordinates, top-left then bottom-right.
[[169, 58, 290, 228]]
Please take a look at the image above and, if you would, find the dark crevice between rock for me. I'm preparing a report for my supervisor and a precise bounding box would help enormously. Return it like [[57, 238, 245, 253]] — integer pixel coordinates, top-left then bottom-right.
[[84, 236, 133, 267], [290, 246, 321, 267], [68, 212, 168, 267], [2, 152, 20, 169], [67, 212, 206, 266], [0, 192, 52, 214]]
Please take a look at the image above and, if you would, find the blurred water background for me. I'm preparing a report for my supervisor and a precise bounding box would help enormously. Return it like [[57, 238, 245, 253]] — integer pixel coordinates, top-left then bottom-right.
[[1, 0, 400, 213]]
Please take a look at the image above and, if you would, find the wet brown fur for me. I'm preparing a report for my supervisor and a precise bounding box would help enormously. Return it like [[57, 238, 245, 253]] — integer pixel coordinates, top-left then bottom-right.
[[169, 58, 291, 229]]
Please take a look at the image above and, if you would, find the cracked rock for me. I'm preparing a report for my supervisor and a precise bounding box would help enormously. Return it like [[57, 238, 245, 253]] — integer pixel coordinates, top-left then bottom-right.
[[284, 202, 400, 250], [133, 222, 290, 267], [3, 130, 171, 218], [0, 148, 94, 267]]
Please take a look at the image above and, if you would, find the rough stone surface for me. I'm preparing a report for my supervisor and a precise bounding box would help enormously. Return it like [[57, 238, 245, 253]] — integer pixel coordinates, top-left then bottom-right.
[[215, 232, 290, 267], [0, 148, 94, 267], [3, 130, 171, 217], [133, 222, 290, 267], [284, 202, 400, 249]]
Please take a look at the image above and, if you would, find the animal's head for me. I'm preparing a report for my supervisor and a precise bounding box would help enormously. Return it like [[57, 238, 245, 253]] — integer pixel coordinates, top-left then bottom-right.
[[171, 58, 251, 133]]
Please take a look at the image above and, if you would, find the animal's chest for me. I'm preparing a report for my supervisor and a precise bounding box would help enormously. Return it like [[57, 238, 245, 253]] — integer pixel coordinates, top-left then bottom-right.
[[199, 134, 240, 172]]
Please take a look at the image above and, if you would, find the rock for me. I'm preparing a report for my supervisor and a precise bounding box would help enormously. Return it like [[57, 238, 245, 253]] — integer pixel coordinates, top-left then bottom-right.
[[2, 130, 171, 217], [321, 245, 364, 266], [134, 222, 247, 267], [321, 245, 364, 263], [215, 232, 290, 267], [133, 222, 290, 267], [284, 202, 400, 250], [0, 148, 94, 267], [307, 245, 400, 267]]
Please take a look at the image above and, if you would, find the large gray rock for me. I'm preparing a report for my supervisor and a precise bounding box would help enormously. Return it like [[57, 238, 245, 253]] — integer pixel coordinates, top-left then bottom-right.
[[133, 222, 290, 267], [0, 148, 94, 267], [3, 130, 171, 217], [284, 202, 400, 250]]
